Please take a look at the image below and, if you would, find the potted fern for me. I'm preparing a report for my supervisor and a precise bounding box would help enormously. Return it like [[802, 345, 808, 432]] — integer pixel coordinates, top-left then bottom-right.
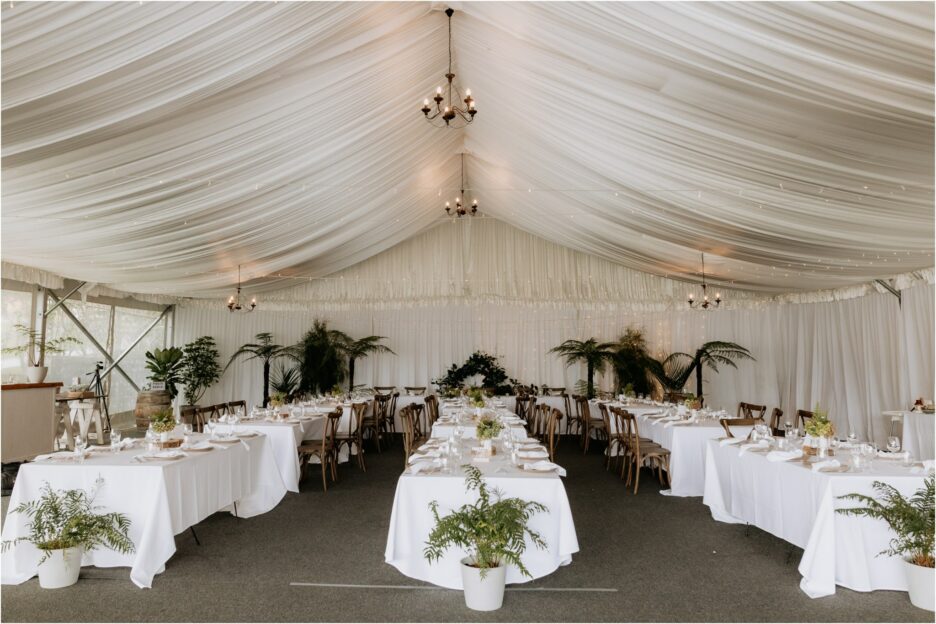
[[424, 466, 547, 611], [1, 479, 134, 588], [838, 476, 934, 611]]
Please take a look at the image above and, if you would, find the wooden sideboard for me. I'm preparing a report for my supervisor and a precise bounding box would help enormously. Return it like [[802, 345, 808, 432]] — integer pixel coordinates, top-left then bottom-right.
[[1, 382, 63, 463]]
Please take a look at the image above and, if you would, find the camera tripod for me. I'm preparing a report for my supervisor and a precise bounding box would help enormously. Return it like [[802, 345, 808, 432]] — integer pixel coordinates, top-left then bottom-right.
[[86, 362, 111, 432]]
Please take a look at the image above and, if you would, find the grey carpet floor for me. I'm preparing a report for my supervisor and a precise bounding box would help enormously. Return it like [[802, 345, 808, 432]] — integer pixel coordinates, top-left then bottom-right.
[[1, 438, 930, 623]]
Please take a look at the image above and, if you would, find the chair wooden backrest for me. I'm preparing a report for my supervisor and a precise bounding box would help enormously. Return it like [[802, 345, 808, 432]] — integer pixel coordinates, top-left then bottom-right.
[[425, 395, 439, 426], [543, 408, 563, 461], [374, 386, 396, 394], [389, 392, 400, 428], [769, 407, 785, 435], [530, 403, 550, 439], [720, 417, 761, 438], [373, 393, 392, 424], [597, 401, 613, 435], [180, 405, 197, 427], [192, 405, 216, 433], [400, 405, 419, 464], [214, 403, 231, 417], [404, 386, 426, 396], [575, 395, 591, 421], [618, 409, 642, 456], [560, 393, 572, 420], [320, 408, 342, 454], [737, 402, 767, 420], [348, 402, 367, 438], [796, 410, 814, 429], [515, 395, 536, 422], [227, 400, 246, 414]]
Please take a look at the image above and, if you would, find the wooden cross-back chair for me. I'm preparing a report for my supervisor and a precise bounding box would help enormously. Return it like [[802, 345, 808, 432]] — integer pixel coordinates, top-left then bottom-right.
[[796, 410, 814, 429], [400, 405, 427, 468], [597, 402, 617, 470], [179, 405, 197, 429], [299, 409, 342, 491], [192, 405, 218, 433], [769, 407, 785, 436], [335, 402, 368, 471], [213, 403, 231, 417], [515, 395, 536, 423], [580, 397, 606, 454], [528, 403, 550, 441], [363, 394, 391, 452], [227, 400, 247, 415], [387, 392, 400, 441], [719, 417, 761, 438], [542, 408, 563, 462], [403, 386, 426, 396], [737, 402, 767, 420], [424, 395, 440, 429], [619, 409, 670, 494]]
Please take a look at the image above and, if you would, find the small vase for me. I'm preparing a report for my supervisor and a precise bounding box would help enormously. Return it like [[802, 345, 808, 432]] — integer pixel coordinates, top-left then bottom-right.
[[482, 439, 492, 451], [159, 431, 170, 443]]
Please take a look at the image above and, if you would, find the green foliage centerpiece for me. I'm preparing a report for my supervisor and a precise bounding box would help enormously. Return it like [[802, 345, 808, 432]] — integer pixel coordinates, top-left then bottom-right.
[[1, 479, 134, 588], [424, 466, 547, 610], [837, 476, 934, 610], [468, 387, 486, 408], [433, 351, 517, 395], [803, 404, 834, 456], [150, 408, 176, 441], [476, 416, 504, 441]]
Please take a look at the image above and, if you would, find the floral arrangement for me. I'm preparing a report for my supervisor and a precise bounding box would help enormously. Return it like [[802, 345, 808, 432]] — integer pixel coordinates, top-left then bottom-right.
[[623, 383, 635, 398], [432, 351, 518, 395], [476, 416, 504, 440], [1, 479, 134, 565], [149, 408, 175, 434], [269, 391, 286, 408], [683, 393, 698, 407], [805, 404, 834, 438], [468, 387, 486, 408]]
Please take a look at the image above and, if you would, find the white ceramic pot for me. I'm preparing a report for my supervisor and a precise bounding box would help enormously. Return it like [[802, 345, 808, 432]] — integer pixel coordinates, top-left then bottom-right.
[[904, 559, 935, 612], [159, 431, 170, 443], [26, 366, 49, 384], [460, 557, 506, 611], [37, 547, 83, 589], [482, 439, 493, 451]]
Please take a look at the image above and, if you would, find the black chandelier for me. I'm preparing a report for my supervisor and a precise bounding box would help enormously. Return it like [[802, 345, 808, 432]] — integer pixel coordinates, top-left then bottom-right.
[[420, 8, 476, 128], [687, 253, 721, 309], [445, 153, 478, 217], [227, 265, 257, 312]]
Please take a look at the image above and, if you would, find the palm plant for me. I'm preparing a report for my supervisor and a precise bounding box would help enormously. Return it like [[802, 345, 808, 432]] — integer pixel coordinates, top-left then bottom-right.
[[648, 340, 754, 404], [337, 335, 395, 393], [549, 338, 616, 399], [269, 361, 301, 400], [424, 466, 547, 579], [612, 327, 653, 396], [837, 476, 934, 568], [298, 320, 347, 395], [144, 347, 184, 400], [226, 332, 295, 407]]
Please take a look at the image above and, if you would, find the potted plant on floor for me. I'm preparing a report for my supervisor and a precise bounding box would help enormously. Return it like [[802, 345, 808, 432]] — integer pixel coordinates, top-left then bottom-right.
[[1, 479, 134, 589], [424, 466, 547, 611], [838, 476, 934, 611], [1, 324, 81, 383], [179, 336, 222, 407]]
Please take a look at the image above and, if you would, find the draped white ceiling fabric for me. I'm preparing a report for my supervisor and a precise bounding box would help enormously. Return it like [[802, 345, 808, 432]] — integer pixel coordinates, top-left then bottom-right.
[[1, 1, 933, 299]]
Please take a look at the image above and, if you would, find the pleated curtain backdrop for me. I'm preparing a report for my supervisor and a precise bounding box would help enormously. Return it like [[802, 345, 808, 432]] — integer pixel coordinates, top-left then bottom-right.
[[175, 284, 932, 446]]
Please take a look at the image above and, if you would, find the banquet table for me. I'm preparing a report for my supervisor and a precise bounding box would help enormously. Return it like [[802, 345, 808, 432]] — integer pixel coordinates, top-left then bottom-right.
[[225, 417, 316, 492], [633, 410, 754, 497], [385, 439, 579, 589], [883, 410, 935, 460], [703, 438, 929, 598], [1, 433, 285, 588]]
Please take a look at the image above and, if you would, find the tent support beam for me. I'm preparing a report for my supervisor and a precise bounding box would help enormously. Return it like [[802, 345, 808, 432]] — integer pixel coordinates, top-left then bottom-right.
[[102, 305, 174, 380], [45, 290, 140, 392], [874, 279, 901, 305], [43, 281, 86, 318]]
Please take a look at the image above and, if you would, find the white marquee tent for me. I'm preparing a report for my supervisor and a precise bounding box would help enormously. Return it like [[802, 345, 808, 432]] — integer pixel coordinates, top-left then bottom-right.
[[2, 1, 933, 444]]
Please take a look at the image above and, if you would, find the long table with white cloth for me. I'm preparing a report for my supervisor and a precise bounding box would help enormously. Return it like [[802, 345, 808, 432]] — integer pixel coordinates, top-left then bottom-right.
[[1, 432, 285, 588], [883, 410, 935, 460], [703, 438, 931, 598], [385, 434, 579, 589]]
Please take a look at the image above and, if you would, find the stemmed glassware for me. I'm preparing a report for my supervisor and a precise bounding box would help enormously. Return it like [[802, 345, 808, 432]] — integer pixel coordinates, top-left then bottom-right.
[[74, 434, 87, 462], [110, 429, 122, 452], [886, 436, 901, 454]]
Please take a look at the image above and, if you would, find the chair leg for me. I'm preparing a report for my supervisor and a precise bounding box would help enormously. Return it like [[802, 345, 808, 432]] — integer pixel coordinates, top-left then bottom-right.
[[189, 526, 201, 546], [321, 459, 328, 492], [633, 461, 641, 495]]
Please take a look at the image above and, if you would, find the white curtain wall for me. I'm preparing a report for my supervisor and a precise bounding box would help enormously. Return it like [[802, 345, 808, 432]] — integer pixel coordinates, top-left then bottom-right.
[[175, 285, 933, 446]]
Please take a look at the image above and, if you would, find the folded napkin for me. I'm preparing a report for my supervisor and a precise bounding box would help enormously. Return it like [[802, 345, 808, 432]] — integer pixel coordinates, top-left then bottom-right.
[[182, 441, 213, 451], [719, 437, 744, 447], [136, 450, 187, 461], [519, 443, 545, 451], [518, 450, 549, 459], [522, 461, 567, 477], [641, 410, 663, 417], [34, 450, 80, 462], [408, 451, 441, 464], [767, 449, 803, 462], [877, 450, 903, 459], [738, 440, 770, 456], [233, 429, 261, 438], [664, 420, 692, 428], [409, 459, 441, 474], [812, 458, 841, 472], [659, 415, 681, 422]]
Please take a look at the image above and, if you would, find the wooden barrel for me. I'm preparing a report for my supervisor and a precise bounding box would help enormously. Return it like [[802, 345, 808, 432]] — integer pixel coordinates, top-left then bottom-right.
[[134, 390, 171, 428]]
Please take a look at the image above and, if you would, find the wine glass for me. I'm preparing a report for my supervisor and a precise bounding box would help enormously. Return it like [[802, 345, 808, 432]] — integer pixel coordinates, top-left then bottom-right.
[[182, 423, 193, 447], [74, 434, 86, 461], [886, 436, 901, 454], [847, 430, 859, 446], [110, 429, 122, 452]]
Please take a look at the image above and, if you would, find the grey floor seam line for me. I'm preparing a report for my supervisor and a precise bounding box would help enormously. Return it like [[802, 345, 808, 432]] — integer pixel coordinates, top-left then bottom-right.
[[289, 582, 617, 592]]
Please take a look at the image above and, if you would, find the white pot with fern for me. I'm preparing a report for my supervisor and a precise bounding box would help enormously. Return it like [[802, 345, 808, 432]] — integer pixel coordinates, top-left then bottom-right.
[[1, 479, 134, 589], [0, 324, 80, 384], [424, 466, 547, 611], [838, 476, 934, 611]]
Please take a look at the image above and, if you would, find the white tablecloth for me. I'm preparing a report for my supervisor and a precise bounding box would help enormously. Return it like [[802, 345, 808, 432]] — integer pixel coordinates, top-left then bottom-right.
[[385, 446, 579, 589], [884, 410, 935, 460], [635, 412, 754, 497], [431, 421, 528, 440], [1, 434, 285, 588], [227, 418, 316, 492], [703, 439, 927, 598]]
